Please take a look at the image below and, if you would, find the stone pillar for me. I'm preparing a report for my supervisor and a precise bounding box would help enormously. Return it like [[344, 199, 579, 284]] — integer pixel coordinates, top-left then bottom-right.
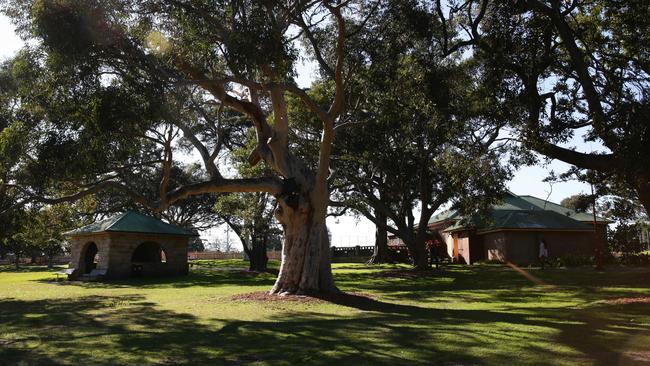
[[67, 237, 84, 277], [107, 233, 137, 279], [162, 237, 189, 276]]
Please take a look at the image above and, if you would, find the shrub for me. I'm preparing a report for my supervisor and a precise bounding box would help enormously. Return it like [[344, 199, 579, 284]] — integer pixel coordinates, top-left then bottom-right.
[[618, 252, 650, 266], [553, 255, 594, 267]]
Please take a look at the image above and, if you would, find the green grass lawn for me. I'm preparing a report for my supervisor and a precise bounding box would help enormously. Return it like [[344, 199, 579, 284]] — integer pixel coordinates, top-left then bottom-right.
[[1, 262, 650, 366]]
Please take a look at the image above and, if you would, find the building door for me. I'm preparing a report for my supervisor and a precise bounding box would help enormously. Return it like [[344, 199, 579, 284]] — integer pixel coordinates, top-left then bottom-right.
[[453, 234, 459, 262]]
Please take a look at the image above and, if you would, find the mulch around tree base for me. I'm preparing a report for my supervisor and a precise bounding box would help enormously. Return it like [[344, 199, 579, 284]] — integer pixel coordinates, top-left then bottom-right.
[[231, 291, 374, 304], [231, 291, 323, 303]]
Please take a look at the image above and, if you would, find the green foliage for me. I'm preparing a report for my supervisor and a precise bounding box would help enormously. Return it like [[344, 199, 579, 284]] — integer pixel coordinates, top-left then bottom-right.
[[326, 1, 513, 253], [32, 0, 107, 56], [0, 121, 27, 176], [560, 194, 593, 214], [618, 252, 650, 266], [607, 222, 650, 254], [14, 200, 95, 259], [187, 237, 206, 252], [551, 255, 595, 268], [464, 0, 650, 213]]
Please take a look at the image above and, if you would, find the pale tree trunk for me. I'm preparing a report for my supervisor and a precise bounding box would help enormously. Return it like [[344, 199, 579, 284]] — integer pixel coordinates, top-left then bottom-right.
[[270, 190, 338, 295], [368, 211, 389, 264]]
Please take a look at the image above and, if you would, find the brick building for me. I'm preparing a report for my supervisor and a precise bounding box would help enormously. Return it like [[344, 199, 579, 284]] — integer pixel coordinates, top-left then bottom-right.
[[428, 193, 609, 264]]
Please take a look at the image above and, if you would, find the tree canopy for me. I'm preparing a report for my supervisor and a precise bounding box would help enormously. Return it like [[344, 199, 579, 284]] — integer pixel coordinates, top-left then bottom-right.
[[437, 0, 650, 215]]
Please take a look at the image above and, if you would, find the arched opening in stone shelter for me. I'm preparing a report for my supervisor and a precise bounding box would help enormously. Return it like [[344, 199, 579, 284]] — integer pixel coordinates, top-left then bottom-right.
[[131, 241, 169, 277], [131, 241, 167, 263], [82, 242, 99, 274]]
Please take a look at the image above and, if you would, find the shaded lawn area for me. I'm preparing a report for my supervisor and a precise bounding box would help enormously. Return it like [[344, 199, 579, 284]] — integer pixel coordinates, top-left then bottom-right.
[[1, 262, 649, 365]]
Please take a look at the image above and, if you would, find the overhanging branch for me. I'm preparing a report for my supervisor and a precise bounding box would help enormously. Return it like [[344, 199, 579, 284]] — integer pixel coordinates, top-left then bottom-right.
[[534, 142, 617, 172]]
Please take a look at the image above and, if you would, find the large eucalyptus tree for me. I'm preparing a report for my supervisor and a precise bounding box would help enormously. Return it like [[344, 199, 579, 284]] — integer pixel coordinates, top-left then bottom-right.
[[0, 0, 357, 294]]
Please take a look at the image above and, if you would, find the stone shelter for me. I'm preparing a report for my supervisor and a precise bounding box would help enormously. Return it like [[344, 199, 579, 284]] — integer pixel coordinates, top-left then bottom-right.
[[428, 193, 609, 264], [63, 211, 197, 280]]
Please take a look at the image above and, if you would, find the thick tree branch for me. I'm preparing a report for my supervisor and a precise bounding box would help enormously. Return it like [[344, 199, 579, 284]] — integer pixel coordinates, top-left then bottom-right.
[[177, 122, 222, 179], [159, 126, 174, 203], [326, 3, 347, 120], [178, 63, 273, 167], [518, 0, 616, 147], [294, 13, 335, 78], [165, 177, 284, 206], [534, 142, 618, 172], [2, 177, 283, 215], [314, 3, 347, 194], [3, 182, 158, 212]]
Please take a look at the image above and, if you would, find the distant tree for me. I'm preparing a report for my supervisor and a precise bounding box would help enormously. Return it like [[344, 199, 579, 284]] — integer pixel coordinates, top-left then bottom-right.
[[14, 201, 94, 268], [5, 234, 28, 269], [215, 192, 279, 271], [608, 223, 649, 254], [556, 169, 648, 225], [0, 193, 19, 261], [187, 237, 206, 253], [328, 2, 513, 269], [553, 172, 650, 253], [560, 194, 593, 214], [214, 236, 236, 254], [205, 130, 281, 271]]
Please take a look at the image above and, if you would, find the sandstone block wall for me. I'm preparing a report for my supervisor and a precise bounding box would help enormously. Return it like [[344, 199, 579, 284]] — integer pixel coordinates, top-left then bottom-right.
[[67, 232, 189, 280]]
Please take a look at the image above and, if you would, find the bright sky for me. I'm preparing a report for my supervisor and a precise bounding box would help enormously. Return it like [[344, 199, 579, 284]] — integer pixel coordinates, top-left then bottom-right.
[[0, 15, 597, 249]]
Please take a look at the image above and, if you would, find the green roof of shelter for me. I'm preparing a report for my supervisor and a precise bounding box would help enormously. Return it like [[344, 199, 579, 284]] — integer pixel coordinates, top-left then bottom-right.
[[429, 192, 608, 232], [64, 211, 198, 237]]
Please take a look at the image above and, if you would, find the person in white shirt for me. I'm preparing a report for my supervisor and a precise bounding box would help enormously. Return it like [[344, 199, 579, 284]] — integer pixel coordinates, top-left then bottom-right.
[[539, 239, 549, 269]]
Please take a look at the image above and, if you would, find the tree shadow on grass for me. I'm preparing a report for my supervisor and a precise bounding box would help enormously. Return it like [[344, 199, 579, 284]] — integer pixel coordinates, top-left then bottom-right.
[[332, 265, 535, 301], [34, 268, 278, 290], [2, 289, 649, 366], [333, 265, 650, 302], [0, 265, 66, 273], [0, 294, 479, 366]]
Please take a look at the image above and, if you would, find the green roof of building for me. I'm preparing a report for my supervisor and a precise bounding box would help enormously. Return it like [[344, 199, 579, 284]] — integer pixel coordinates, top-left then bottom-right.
[[429, 192, 608, 233], [428, 208, 461, 224], [517, 195, 604, 222], [63, 211, 198, 237]]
